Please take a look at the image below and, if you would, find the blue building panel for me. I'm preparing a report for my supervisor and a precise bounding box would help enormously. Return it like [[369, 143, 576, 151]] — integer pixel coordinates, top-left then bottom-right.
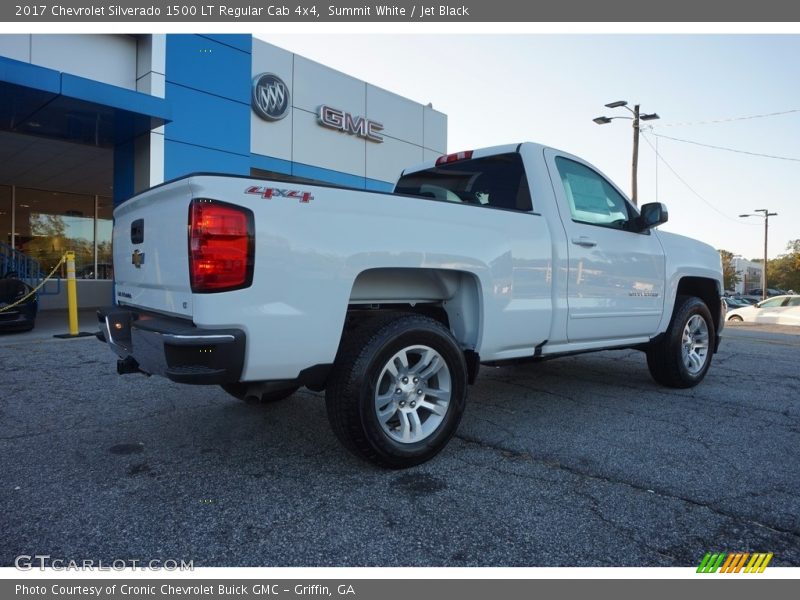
[[165, 34, 251, 104], [199, 34, 252, 54], [113, 140, 135, 205], [0, 56, 60, 93], [251, 153, 395, 191], [365, 178, 395, 192], [164, 82, 250, 157], [61, 73, 170, 120], [292, 161, 366, 189], [251, 153, 293, 176], [163, 34, 251, 182], [164, 139, 250, 181]]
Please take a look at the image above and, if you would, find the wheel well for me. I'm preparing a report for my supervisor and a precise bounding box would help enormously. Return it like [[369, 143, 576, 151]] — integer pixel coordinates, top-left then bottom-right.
[[676, 277, 721, 328], [347, 267, 482, 350], [346, 303, 450, 327]]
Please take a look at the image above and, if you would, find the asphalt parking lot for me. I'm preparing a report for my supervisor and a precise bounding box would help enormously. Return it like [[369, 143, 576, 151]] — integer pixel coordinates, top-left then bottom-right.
[[1, 316, 798, 567]]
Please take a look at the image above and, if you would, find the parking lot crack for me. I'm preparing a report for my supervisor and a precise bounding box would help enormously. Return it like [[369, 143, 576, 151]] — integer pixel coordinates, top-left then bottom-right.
[[454, 433, 800, 539], [575, 482, 680, 564]]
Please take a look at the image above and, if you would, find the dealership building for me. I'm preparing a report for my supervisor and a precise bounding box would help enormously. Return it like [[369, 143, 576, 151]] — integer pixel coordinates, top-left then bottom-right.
[[0, 34, 447, 308]]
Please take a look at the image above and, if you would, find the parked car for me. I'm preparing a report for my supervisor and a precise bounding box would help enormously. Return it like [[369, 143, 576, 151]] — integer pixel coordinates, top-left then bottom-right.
[[0, 272, 38, 332], [724, 297, 753, 310], [727, 295, 800, 325], [746, 287, 786, 298]]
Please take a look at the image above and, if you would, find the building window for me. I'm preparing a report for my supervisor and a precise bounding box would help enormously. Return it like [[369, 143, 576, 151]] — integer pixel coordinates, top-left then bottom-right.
[[0, 185, 11, 251], [94, 197, 113, 280], [1, 186, 113, 279]]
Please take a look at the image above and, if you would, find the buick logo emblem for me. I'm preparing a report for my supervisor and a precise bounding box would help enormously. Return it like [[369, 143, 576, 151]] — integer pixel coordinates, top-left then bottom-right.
[[252, 73, 290, 121]]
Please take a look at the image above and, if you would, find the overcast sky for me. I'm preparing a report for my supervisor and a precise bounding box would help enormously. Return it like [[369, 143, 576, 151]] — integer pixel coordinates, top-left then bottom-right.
[[262, 34, 800, 261]]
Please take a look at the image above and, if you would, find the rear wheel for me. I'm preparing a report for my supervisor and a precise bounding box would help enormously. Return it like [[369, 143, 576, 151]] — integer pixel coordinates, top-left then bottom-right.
[[326, 313, 467, 468], [646, 295, 715, 388], [220, 383, 298, 404], [727, 315, 743, 322]]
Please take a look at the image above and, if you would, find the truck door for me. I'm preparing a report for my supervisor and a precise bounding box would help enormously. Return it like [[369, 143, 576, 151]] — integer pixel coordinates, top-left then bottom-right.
[[544, 149, 666, 342]]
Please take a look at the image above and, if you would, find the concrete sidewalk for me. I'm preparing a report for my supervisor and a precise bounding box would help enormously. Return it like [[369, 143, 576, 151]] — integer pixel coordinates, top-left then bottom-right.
[[0, 309, 100, 345]]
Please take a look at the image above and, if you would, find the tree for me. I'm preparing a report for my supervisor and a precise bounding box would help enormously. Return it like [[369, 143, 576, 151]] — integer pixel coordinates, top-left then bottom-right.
[[767, 239, 800, 292], [718, 249, 740, 291]]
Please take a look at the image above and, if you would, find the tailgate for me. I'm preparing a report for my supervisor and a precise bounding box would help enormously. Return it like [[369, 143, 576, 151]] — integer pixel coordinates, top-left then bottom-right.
[[113, 179, 193, 318]]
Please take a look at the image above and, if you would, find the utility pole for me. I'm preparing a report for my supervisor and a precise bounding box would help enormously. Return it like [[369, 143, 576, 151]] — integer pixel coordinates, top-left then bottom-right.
[[593, 101, 660, 207], [739, 209, 778, 300], [631, 104, 640, 206]]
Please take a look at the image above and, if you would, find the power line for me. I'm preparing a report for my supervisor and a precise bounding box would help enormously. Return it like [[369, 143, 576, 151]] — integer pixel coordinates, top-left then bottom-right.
[[651, 132, 800, 163], [640, 132, 759, 226], [657, 109, 800, 128]]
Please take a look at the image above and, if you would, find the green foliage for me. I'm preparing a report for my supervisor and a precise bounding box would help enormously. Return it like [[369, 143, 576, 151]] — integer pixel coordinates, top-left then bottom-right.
[[767, 239, 800, 292], [718, 249, 740, 291]]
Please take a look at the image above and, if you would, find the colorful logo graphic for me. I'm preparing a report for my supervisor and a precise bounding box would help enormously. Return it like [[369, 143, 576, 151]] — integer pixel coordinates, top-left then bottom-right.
[[697, 552, 773, 573]]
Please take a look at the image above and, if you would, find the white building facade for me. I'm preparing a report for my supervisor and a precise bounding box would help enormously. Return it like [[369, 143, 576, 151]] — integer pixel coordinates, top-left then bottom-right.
[[731, 256, 763, 294]]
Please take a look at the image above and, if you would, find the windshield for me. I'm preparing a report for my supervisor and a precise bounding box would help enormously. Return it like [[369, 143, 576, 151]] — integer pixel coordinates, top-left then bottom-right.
[[395, 153, 533, 212]]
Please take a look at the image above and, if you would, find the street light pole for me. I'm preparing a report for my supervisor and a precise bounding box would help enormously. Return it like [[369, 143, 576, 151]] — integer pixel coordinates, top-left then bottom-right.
[[739, 209, 778, 301], [593, 101, 659, 207]]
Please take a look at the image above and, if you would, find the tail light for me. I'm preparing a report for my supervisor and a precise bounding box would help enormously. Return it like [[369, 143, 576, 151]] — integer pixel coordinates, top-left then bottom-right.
[[188, 199, 254, 293], [435, 150, 473, 166]]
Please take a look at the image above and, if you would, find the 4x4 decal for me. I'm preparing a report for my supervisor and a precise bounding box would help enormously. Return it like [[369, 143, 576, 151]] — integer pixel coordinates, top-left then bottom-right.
[[245, 186, 314, 203]]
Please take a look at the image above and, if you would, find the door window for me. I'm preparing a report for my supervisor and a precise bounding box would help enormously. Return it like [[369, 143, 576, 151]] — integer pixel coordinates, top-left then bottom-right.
[[555, 157, 634, 230], [757, 297, 784, 308]]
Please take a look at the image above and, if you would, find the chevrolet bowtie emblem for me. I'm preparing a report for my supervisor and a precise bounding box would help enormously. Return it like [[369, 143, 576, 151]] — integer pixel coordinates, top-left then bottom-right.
[[131, 249, 145, 268]]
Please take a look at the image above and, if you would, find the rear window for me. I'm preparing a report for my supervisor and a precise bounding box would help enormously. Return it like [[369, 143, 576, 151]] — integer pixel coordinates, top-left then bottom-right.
[[394, 153, 533, 212]]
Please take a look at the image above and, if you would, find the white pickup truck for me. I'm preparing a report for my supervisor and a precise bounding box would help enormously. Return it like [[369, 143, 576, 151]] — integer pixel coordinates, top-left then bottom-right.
[[99, 143, 724, 468]]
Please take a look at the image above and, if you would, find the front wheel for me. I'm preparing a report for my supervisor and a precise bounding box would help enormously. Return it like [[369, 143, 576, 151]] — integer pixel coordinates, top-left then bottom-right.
[[325, 314, 467, 469], [727, 315, 743, 322], [646, 295, 715, 388]]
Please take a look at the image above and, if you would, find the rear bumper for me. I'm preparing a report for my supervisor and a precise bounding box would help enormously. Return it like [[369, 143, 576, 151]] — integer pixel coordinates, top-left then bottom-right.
[[97, 306, 245, 384]]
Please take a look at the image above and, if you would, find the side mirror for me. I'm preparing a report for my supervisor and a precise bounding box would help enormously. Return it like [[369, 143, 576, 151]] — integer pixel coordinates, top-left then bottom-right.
[[638, 202, 668, 231]]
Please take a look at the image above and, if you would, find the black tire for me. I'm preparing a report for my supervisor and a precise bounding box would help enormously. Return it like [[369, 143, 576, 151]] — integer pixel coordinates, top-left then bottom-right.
[[646, 295, 715, 388], [727, 315, 743, 322], [220, 383, 298, 404], [325, 313, 467, 469]]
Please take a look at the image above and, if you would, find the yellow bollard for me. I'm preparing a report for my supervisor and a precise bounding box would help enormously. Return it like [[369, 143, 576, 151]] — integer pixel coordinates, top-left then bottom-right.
[[65, 251, 79, 336]]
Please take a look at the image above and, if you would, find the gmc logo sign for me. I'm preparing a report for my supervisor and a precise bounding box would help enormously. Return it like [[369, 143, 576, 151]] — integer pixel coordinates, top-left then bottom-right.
[[317, 105, 384, 143]]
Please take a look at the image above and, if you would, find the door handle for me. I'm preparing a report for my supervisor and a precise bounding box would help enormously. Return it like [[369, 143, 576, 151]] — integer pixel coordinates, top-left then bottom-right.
[[571, 236, 597, 248]]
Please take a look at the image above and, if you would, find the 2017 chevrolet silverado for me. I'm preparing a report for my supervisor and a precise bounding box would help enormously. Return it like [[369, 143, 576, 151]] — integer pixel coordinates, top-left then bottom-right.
[[99, 143, 724, 468]]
